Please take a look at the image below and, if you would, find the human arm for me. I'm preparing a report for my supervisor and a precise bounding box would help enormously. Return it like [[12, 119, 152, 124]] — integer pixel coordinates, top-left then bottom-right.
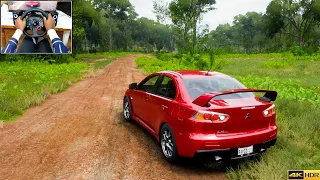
[[1, 17, 26, 54], [43, 13, 69, 53]]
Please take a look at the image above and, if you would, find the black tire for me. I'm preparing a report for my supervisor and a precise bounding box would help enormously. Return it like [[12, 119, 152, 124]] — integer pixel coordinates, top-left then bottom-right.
[[160, 124, 179, 163], [123, 97, 132, 122]]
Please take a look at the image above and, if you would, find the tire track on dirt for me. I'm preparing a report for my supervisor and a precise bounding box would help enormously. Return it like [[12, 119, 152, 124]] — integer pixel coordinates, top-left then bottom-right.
[[0, 55, 226, 180]]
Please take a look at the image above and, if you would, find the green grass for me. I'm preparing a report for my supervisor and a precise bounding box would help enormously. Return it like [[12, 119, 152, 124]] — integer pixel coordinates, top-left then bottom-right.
[[0, 52, 136, 122], [76, 51, 141, 59], [0, 60, 88, 122], [91, 58, 117, 69], [219, 57, 320, 88], [78, 51, 143, 70], [136, 56, 320, 104], [135, 53, 320, 180]]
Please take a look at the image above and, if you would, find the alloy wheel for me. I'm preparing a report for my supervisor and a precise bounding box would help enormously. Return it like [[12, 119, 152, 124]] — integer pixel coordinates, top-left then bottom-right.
[[124, 101, 130, 119], [161, 130, 174, 158]]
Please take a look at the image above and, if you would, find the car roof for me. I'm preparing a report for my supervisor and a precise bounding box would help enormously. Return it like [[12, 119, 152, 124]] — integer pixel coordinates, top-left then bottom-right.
[[159, 70, 231, 79]]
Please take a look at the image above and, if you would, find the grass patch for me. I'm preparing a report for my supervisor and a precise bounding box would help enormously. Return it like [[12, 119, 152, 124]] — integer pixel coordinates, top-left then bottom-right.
[[136, 56, 320, 104], [0, 52, 136, 122], [0, 60, 88, 122], [91, 58, 116, 69], [151, 52, 320, 87], [76, 51, 141, 59], [135, 54, 320, 179]]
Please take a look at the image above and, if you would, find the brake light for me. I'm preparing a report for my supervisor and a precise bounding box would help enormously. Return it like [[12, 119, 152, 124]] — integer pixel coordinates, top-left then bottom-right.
[[263, 104, 275, 117], [193, 111, 229, 122]]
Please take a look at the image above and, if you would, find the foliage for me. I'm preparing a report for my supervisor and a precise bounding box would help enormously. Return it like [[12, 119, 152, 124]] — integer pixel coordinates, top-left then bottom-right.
[[136, 54, 319, 105], [0, 54, 77, 64], [93, 0, 137, 51], [0, 61, 88, 122], [76, 52, 139, 59], [261, 59, 297, 69], [265, 0, 320, 47], [71, 0, 319, 54], [168, 0, 216, 53], [73, 0, 100, 53], [237, 76, 319, 105], [73, 0, 172, 53], [131, 18, 172, 52], [208, 0, 320, 54]]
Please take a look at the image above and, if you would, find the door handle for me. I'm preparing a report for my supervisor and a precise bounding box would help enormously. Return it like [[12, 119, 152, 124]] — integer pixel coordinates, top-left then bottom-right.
[[145, 96, 149, 101], [162, 105, 168, 110]]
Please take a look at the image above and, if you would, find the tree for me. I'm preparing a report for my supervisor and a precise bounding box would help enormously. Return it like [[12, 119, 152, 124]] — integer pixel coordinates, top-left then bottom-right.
[[208, 24, 233, 49], [265, 0, 320, 47], [131, 18, 171, 52], [73, 0, 100, 52], [153, 0, 176, 52], [232, 12, 266, 53], [208, 12, 269, 53], [94, 0, 137, 51], [168, 0, 216, 53]]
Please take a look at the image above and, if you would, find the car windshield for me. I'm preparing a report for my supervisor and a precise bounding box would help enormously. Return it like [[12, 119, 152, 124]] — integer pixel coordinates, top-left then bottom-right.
[[183, 77, 254, 100]]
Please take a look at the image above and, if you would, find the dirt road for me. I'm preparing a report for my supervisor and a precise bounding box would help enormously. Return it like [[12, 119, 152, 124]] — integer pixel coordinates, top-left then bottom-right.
[[0, 55, 226, 180]]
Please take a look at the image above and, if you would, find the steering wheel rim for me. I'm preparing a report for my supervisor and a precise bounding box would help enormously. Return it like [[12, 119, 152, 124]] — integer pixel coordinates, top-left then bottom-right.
[[21, 8, 49, 38]]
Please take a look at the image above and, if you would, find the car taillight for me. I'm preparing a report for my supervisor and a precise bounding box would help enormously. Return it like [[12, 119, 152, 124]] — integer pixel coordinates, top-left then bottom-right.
[[192, 111, 229, 122], [263, 104, 275, 117]]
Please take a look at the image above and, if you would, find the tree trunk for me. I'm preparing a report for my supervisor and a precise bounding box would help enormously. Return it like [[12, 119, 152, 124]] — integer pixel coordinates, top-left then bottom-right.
[[192, 19, 197, 52], [183, 26, 188, 53], [299, 35, 305, 47], [109, 18, 113, 51]]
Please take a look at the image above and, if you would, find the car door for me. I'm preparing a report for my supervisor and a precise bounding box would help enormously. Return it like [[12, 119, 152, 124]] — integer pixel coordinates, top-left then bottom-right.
[[131, 75, 161, 125], [146, 76, 177, 132]]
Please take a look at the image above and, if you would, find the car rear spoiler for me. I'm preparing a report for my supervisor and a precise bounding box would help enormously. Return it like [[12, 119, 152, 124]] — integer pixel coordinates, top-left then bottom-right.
[[192, 89, 278, 107]]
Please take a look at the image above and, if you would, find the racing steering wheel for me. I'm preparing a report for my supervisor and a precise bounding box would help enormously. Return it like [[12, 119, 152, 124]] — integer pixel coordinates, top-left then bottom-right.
[[20, 8, 49, 38]]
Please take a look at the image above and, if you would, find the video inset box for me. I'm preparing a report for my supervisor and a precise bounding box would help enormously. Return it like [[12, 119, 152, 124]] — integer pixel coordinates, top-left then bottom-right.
[[1, 1, 72, 54]]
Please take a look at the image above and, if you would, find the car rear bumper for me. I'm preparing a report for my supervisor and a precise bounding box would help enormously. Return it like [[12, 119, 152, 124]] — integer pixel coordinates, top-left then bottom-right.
[[195, 138, 276, 160], [175, 126, 277, 158]]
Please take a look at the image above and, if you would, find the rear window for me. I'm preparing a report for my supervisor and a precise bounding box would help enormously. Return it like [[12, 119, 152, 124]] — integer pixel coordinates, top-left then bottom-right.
[[183, 77, 254, 100]]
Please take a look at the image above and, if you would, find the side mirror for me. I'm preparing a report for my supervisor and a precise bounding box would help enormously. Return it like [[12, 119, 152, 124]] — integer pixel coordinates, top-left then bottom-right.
[[129, 83, 138, 90]]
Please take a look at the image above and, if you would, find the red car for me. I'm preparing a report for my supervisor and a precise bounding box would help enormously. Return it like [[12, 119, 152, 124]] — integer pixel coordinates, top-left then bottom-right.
[[123, 70, 277, 163]]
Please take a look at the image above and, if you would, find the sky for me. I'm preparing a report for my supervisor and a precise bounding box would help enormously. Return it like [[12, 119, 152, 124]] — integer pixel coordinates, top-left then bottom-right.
[[130, 0, 272, 31]]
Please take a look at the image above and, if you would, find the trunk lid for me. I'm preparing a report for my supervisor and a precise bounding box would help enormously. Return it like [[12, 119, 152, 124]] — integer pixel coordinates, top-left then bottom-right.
[[207, 97, 273, 136], [191, 89, 277, 136]]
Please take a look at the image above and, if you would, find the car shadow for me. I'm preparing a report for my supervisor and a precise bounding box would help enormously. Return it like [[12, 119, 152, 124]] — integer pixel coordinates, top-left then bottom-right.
[[115, 112, 259, 175]]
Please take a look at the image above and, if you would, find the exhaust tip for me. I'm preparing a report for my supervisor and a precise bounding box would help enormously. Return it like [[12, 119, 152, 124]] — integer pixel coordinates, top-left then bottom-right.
[[215, 156, 222, 161]]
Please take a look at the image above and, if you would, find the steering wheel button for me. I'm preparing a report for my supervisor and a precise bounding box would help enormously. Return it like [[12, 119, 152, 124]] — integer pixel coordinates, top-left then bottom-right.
[[37, 26, 42, 31]]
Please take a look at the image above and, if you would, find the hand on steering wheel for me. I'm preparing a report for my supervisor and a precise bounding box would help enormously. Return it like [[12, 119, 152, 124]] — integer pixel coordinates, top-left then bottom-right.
[[16, 16, 26, 31], [21, 8, 49, 38], [43, 14, 55, 30]]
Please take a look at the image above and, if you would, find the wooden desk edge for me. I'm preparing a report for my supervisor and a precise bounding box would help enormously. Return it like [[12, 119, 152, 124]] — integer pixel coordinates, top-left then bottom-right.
[[1, 25, 72, 31]]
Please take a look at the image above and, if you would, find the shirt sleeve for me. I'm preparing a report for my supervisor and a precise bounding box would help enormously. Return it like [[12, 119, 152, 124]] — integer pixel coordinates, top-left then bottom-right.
[[47, 29, 69, 54], [1, 29, 23, 54]]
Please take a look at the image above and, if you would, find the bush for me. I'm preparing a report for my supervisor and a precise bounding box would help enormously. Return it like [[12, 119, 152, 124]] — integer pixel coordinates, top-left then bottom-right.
[[193, 54, 208, 70], [237, 76, 319, 105], [290, 46, 306, 56], [158, 53, 173, 62]]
